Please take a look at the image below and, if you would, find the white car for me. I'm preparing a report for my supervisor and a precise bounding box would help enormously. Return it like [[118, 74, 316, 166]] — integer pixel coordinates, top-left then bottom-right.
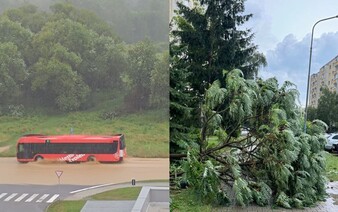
[[325, 133, 338, 152]]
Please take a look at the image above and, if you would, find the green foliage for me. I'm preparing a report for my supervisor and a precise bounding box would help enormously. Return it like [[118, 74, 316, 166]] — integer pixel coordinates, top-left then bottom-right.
[[249, 181, 272, 206], [175, 68, 328, 208], [4, 4, 49, 33], [172, 0, 266, 96], [124, 39, 157, 112], [30, 58, 90, 111], [182, 150, 230, 205], [314, 88, 338, 132], [150, 52, 169, 109], [0, 2, 166, 113], [169, 32, 198, 154], [170, 0, 266, 155], [0, 42, 27, 103], [233, 178, 252, 206], [275, 192, 291, 209]]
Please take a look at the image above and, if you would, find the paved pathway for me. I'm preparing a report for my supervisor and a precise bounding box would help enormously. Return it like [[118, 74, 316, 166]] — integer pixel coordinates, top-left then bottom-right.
[[66, 181, 169, 200], [81, 200, 135, 212]]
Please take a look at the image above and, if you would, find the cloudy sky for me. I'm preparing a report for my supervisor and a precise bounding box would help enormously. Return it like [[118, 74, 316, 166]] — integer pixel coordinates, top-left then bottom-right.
[[245, 0, 338, 106]]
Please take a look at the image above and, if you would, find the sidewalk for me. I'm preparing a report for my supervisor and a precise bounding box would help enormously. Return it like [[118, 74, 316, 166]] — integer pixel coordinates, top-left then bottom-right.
[[66, 181, 169, 200]]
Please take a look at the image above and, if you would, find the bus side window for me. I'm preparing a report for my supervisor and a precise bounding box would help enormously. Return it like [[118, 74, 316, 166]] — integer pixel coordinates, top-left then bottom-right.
[[19, 144, 24, 152]]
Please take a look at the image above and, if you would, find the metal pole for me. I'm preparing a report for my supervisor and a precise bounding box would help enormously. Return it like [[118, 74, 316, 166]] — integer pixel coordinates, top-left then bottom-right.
[[304, 15, 338, 133]]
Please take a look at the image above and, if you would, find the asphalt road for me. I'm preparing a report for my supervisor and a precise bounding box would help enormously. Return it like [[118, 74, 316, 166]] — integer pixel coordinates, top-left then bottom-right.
[[0, 157, 169, 211], [0, 184, 84, 212], [0, 157, 169, 185]]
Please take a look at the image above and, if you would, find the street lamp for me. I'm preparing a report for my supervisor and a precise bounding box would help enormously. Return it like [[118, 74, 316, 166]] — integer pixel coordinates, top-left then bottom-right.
[[304, 15, 338, 133]]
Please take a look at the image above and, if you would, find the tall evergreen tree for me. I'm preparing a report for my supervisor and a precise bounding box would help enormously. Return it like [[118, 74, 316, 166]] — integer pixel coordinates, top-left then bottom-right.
[[170, 0, 266, 154], [172, 0, 266, 96], [170, 40, 197, 154]]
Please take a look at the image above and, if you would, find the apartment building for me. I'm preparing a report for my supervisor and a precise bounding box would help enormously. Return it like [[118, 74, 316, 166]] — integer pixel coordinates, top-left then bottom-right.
[[309, 55, 338, 108]]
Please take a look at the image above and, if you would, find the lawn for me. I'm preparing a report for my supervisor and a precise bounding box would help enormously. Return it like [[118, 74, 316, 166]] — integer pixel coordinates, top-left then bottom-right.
[[170, 189, 215, 212], [91, 186, 142, 200], [47, 186, 143, 212], [47, 200, 86, 212], [0, 109, 168, 158], [324, 151, 338, 181]]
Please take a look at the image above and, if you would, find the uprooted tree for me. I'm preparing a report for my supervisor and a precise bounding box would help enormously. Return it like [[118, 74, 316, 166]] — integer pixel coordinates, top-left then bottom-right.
[[175, 69, 327, 208]]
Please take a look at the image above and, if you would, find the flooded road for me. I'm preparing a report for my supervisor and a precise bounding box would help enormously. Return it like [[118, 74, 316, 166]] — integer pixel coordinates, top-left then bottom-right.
[[0, 157, 169, 185]]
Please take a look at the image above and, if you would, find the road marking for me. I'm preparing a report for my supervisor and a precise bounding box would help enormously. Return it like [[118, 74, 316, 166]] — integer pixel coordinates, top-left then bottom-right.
[[4, 193, 18, 201], [36, 194, 49, 202], [25, 194, 39, 202], [14, 193, 29, 202], [46, 194, 59, 203], [70, 182, 117, 194], [0, 193, 8, 200]]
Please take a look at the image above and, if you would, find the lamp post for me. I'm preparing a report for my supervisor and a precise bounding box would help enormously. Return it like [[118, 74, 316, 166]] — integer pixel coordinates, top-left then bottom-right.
[[304, 15, 338, 133]]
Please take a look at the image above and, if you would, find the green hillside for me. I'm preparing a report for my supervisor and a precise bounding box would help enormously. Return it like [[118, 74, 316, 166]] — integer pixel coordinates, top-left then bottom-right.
[[0, 109, 168, 158]]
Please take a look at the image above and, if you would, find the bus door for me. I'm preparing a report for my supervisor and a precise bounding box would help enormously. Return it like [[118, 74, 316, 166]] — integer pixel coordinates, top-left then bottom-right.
[[119, 135, 126, 158]]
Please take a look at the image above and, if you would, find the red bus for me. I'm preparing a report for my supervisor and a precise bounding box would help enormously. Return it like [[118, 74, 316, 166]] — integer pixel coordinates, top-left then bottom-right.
[[16, 134, 127, 163]]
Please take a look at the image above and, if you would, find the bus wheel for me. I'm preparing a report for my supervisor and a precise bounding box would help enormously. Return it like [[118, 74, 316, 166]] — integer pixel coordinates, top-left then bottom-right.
[[35, 156, 44, 161], [87, 156, 96, 162]]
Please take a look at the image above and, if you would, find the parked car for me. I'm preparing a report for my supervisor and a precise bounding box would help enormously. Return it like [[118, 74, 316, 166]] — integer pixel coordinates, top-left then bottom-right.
[[325, 133, 338, 152]]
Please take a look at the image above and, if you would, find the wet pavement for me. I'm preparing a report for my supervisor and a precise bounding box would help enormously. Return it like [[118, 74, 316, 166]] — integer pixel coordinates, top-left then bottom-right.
[[215, 182, 338, 212]]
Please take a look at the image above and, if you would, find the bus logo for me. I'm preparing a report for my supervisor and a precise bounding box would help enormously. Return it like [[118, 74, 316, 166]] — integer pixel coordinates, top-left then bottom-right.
[[58, 154, 85, 162]]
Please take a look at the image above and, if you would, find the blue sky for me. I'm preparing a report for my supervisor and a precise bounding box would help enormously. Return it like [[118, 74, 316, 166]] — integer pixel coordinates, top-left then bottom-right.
[[245, 0, 338, 106]]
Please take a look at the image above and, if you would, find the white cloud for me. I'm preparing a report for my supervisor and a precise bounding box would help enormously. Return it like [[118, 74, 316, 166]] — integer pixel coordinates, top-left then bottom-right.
[[259, 32, 338, 106]]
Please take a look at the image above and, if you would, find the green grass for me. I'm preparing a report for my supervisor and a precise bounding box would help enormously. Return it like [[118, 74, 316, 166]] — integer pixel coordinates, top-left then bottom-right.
[[90, 186, 142, 200], [47, 186, 143, 212], [47, 200, 86, 212], [325, 151, 338, 181], [0, 109, 168, 158], [170, 189, 215, 212]]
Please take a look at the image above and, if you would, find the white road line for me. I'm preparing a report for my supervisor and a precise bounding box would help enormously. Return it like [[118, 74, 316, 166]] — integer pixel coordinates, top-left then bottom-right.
[[0, 193, 8, 200], [4, 193, 18, 201], [14, 193, 29, 202], [36, 194, 49, 203], [25, 194, 39, 202], [70, 182, 117, 194], [46, 194, 59, 203]]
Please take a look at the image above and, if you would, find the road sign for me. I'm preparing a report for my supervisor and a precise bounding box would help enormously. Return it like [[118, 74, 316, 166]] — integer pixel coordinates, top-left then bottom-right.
[[55, 170, 63, 178]]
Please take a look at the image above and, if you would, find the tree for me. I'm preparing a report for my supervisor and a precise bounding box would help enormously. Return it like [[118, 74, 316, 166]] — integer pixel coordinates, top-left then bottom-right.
[[50, 2, 118, 38], [0, 16, 33, 66], [4, 4, 50, 33], [176, 70, 327, 208], [0, 42, 27, 104], [170, 0, 266, 155], [172, 0, 266, 96], [123, 39, 156, 112], [150, 52, 169, 109], [170, 42, 198, 154], [316, 88, 338, 132], [306, 106, 317, 122], [30, 57, 89, 111]]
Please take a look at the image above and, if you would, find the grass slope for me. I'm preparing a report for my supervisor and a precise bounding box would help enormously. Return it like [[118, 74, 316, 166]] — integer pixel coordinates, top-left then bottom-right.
[[0, 109, 168, 158]]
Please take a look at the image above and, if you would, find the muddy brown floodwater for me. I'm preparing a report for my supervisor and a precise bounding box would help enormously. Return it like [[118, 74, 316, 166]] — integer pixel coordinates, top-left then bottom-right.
[[0, 157, 169, 185]]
